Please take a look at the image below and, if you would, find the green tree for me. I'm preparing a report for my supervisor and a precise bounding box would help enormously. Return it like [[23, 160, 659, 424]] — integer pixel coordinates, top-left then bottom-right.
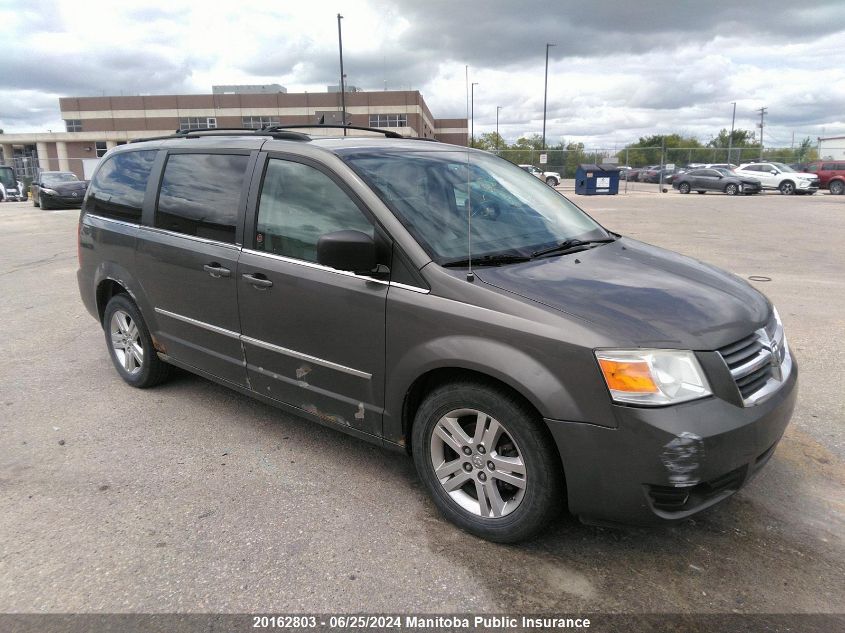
[[623, 134, 704, 167], [471, 132, 507, 151]]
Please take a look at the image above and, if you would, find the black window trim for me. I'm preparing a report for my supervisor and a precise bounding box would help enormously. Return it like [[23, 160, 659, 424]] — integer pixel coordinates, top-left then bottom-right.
[[242, 150, 391, 266], [145, 148, 259, 247]]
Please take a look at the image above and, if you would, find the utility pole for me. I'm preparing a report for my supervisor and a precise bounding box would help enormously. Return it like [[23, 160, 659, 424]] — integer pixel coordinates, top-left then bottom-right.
[[337, 14, 347, 136], [496, 106, 503, 151], [728, 101, 736, 165], [757, 106, 767, 161], [542, 43, 555, 150], [471, 82, 479, 146]]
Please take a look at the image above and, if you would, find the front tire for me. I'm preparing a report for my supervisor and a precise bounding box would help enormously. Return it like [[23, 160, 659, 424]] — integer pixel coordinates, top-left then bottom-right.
[[39, 196, 50, 210], [779, 180, 796, 195], [103, 294, 171, 388], [545, 177, 559, 187], [725, 183, 738, 196], [678, 182, 691, 194], [411, 381, 564, 543]]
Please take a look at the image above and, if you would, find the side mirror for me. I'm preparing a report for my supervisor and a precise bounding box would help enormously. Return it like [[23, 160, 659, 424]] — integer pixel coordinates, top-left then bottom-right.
[[317, 230, 376, 273], [770, 170, 778, 175]]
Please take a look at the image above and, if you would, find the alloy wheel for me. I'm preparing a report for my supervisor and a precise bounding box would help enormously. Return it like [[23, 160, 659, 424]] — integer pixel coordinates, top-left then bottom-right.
[[110, 310, 143, 375], [429, 408, 527, 518]]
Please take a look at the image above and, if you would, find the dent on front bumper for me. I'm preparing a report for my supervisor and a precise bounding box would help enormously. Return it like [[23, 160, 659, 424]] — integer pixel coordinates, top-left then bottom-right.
[[545, 358, 798, 527]]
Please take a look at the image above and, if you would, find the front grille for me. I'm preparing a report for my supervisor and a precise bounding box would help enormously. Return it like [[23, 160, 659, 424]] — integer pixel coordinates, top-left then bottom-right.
[[718, 315, 788, 406]]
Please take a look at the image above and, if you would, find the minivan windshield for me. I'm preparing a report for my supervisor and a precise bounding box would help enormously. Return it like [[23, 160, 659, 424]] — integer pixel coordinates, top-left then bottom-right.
[[344, 150, 609, 263]]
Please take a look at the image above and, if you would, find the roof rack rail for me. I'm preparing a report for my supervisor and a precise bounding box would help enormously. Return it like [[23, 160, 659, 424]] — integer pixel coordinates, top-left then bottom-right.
[[130, 127, 311, 143], [260, 124, 404, 139]]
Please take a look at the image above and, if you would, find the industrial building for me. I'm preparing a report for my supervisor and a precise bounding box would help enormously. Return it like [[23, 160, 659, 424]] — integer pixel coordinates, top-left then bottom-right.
[[0, 87, 468, 180]]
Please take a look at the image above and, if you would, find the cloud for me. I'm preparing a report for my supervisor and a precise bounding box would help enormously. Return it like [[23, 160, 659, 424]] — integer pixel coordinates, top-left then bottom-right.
[[0, 0, 843, 146]]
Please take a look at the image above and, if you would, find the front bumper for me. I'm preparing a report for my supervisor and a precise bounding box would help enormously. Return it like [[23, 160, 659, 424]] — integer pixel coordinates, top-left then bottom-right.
[[546, 357, 798, 526], [42, 192, 83, 207], [795, 179, 819, 191]]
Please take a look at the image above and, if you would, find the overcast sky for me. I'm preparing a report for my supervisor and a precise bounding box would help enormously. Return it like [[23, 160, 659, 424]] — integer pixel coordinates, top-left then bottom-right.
[[2, 0, 844, 148]]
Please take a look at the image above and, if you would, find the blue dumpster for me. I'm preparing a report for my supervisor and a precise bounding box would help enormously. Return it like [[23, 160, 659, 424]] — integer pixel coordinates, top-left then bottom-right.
[[575, 163, 620, 195]]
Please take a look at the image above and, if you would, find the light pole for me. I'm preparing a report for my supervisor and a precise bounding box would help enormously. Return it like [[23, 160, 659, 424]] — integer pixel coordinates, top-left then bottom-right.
[[471, 82, 479, 146], [728, 101, 736, 165], [496, 106, 503, 151], [337, 14, 347, 136], [542, 43, 556, 150]]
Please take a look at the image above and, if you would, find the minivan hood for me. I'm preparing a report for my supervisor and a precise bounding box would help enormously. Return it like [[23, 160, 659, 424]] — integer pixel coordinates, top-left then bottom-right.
[[474, 238, 770, 350]]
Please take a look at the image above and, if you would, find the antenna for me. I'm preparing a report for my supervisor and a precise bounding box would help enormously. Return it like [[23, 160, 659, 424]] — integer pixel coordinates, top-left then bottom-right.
[[465, 66, 474, 282]]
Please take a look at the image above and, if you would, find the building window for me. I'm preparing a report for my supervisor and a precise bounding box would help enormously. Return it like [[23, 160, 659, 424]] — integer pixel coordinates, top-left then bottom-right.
[[179, 117, 217, 131], [242, 116, 280, 129], [368, 114, 408, 128], [65, 119, 82, 132], [95, 141, 108, 158]]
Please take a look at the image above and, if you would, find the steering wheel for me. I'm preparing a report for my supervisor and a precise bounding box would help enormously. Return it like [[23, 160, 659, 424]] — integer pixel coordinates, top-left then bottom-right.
[[468, 198, 501, 220]]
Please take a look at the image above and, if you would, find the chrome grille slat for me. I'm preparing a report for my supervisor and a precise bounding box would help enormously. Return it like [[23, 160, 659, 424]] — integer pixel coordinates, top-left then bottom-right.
[[718, 314, 790, 406]]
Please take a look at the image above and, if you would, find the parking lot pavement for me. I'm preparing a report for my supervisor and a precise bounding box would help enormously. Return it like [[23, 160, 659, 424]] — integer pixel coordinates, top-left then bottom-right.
[[0, 197, 842, 615]]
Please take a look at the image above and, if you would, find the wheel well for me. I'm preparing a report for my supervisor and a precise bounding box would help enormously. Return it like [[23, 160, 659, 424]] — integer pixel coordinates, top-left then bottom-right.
[[401, 367, 542, 453], [96, 279, 128, 324]]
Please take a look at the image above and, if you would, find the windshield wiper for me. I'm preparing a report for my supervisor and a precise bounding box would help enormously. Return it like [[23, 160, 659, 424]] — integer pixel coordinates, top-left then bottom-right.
[[531, 237, 616, 259], [442, 253, 532, 268]]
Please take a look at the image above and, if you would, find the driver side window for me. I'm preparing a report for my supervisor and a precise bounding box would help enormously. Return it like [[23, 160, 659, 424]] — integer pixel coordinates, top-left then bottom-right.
[[255, 159, 374, 263]]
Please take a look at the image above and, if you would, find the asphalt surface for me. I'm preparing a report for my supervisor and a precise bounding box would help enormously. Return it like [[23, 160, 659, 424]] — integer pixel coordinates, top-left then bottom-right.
[[0, 191, 843, 615]]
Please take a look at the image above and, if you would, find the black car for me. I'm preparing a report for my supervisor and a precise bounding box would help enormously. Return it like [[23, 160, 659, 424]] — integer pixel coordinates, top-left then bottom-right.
[[77, 126, 796, 542], [31, 171, 87, 209], [673, 168, 761, 195]]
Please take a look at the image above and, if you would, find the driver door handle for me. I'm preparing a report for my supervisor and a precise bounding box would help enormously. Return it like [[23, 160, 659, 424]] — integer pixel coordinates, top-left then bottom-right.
[[242, 273, 273, 289], [203, 263, 231, 278]]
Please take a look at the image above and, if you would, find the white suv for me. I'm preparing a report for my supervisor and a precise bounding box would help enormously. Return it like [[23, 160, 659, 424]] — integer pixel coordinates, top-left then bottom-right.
[[518, 164, 561, 187], [734, 162, 820, 195]]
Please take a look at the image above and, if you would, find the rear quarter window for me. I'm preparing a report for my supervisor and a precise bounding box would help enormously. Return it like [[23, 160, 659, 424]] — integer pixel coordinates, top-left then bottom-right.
[[85, 150, 158, 223]]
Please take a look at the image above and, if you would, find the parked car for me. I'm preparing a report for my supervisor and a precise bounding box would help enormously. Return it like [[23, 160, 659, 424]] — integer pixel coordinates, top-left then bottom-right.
[[78, 127, 797, 543], [0, 165, 27, 201], [803, 161, 845, 195], [31, 171, 87, 209], [518, 164, 561, 186], [734, 162, 819, 195], [673, 168, 761, 195]]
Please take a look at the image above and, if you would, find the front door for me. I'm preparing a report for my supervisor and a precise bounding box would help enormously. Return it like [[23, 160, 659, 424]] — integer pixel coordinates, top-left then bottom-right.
[[237, 154, 388, 437], [136, 151, 254, 387]]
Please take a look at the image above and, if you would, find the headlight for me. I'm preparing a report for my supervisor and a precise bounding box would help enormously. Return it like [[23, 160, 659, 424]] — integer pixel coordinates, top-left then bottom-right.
[[40, 188, 58, 195], [595, 349, 711, 406]]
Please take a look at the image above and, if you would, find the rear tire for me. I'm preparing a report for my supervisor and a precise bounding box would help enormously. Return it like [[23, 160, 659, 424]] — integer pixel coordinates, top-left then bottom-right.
[[678, 182, 691, 194], [103, 294, 171, 388], [411, 380, 564, 543], [829, 180, 845, 195]]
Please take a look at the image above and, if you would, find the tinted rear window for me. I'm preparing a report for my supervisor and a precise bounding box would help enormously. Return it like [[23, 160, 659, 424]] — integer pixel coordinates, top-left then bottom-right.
[[155, 153, 250, 244], [87, 150, 157, 222]]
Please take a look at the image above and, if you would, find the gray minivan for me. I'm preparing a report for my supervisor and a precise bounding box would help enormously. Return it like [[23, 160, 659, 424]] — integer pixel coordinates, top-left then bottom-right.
[[77, 127, 797, 542]]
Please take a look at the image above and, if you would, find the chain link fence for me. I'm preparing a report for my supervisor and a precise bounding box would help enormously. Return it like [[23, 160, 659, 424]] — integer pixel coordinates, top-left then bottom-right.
[[492, 146, 844, 174]]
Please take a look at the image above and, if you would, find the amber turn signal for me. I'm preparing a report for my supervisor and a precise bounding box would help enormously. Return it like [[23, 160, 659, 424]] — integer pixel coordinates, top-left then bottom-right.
[[597, 358, 659, 393]]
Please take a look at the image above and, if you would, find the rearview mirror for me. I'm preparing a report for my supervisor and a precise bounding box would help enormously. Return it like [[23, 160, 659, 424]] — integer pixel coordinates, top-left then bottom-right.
[[317, 230, 376, 273]]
